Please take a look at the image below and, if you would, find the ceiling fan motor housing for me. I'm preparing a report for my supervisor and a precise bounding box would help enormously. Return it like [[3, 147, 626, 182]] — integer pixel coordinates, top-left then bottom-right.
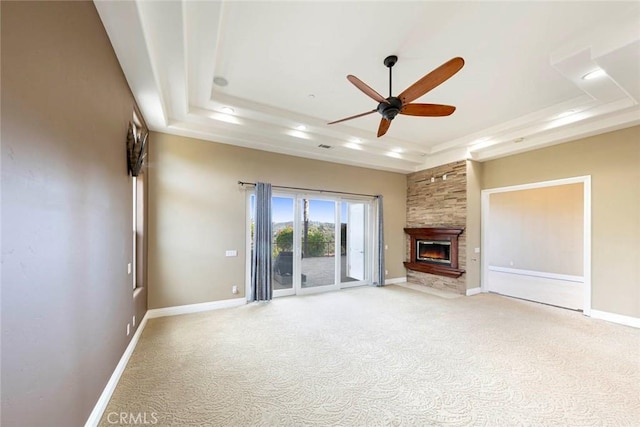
[[378, 97, 402, 120], [383, 55, 398, 68]]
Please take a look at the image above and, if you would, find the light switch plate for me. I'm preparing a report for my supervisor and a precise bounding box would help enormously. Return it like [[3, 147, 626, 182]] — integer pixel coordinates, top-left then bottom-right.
[[225, 250, 238, 257]]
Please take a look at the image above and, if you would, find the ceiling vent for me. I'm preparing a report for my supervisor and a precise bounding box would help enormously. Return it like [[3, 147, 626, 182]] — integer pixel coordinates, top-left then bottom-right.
[[318, 144, 332, 149]]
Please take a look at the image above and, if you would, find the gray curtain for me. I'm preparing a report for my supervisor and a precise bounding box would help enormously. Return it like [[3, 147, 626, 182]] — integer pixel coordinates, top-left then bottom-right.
[[374, 195, 385, 286], [251, 182, 273, 301]]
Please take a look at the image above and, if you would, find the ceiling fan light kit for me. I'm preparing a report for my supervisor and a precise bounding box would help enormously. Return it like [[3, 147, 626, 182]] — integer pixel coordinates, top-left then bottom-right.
[[329, 55, 465, 137]]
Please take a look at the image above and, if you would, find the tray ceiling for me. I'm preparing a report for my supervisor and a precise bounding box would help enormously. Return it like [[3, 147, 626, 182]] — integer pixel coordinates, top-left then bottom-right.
[[95, 1, 640, 173]]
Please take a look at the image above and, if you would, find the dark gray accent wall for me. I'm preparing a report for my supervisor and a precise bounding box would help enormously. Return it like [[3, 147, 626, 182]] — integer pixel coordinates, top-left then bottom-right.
[[1, 2, 147, 426]]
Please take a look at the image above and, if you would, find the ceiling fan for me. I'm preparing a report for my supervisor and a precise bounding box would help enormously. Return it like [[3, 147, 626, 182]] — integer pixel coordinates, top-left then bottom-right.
[[329, 55, 465, 137]]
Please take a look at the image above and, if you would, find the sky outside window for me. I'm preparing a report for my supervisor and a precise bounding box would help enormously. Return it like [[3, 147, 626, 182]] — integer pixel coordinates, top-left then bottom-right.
[[252, 195, 340, 224]]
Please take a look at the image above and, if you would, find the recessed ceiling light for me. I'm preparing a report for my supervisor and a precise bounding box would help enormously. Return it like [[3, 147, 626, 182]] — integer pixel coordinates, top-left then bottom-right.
[[220, 106, 234, 114], [296, 125, 307, 131], [386, 151, 402, 159], [345, 143, 362, 150], [557, 109, 576, 118], [211, 112, 241, 125], [287, 130, 310, 140], [350, 138, 362, 144], [469, 137, 494, 152], [582, 69, 606, 80], [391, 147, 404, 153], [213, 76, 229, 87]]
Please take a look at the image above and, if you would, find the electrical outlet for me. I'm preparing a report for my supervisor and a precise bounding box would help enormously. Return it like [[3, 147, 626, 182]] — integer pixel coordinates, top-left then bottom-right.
[[385, 270, 389, 275], [225, 250, 238, 257], [127, 323, 130, 336], [133, 315, 136, 327], [232, 285, 238, 294]]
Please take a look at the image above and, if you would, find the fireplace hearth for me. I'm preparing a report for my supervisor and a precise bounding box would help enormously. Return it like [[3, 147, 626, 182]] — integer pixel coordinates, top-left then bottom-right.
[[404, 228, 464, 278]]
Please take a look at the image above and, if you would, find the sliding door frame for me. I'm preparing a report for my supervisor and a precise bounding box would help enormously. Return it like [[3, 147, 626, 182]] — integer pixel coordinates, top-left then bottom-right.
[[273, 192, 297, 298], [339, 197, 374, 289], [245, 189, 375, 300], [293, 192, 339, 295]]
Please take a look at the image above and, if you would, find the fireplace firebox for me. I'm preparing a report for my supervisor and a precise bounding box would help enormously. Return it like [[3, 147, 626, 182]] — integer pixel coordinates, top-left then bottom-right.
[[417, 240, 451, 264], [404, 228, 464, 278]]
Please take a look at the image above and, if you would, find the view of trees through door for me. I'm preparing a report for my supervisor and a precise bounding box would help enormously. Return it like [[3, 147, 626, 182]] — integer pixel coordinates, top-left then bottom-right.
[[249, 193, 371, 297]]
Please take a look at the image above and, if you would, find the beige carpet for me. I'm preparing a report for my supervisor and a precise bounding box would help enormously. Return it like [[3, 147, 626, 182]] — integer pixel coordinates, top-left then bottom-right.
[[100, 285, 640, 426]]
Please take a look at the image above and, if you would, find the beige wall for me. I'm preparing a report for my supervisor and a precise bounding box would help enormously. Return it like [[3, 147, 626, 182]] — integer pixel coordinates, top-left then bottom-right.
[[1, 2, 146, 426], [148, 132, 407, 309], [465, 161, 483, 289], [488, 184, 583, 275], [482, 126, 640, 318]]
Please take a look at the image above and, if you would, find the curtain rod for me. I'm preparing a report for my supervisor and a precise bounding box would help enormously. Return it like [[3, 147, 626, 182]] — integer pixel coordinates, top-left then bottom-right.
[[238, 181, 378, 198]]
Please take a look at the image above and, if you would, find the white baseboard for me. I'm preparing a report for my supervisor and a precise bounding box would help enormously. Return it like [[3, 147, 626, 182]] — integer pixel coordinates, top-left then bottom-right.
[[466, 287, 482, 296], [85, 297, 247, 426], [146, 297, 246, 319], [84, 312, 150, 427], [590, 309, 640, 328], [385, 277, 407, 285]]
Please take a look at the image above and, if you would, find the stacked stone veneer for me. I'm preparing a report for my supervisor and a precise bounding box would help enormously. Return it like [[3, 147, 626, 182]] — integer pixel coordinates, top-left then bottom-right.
[[406, 160, 467, 294]]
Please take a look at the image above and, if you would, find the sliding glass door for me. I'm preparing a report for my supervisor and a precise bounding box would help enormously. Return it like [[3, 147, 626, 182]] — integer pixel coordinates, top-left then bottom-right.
[[341, 201, 369, 287], [248, 192, 373, 297], [298, 198, 339, 294], [272, 196, 296, 297]]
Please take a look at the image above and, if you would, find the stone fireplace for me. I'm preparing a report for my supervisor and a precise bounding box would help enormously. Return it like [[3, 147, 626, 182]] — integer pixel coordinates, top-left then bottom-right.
[[405, 160, 476, 294], [404, 227, 464, 278]]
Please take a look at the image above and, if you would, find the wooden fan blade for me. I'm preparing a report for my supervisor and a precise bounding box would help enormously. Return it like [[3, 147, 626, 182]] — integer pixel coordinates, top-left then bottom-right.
[[400, 103, 456, 117], [377, 118, 391, 138], [399, 57, 464, 104], [328, 109, 377, 125], [347, 75, 390, 104]]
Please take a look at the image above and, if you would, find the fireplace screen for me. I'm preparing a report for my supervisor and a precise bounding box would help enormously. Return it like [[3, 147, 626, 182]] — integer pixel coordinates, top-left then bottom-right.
[[417, 240, 451, 264]]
